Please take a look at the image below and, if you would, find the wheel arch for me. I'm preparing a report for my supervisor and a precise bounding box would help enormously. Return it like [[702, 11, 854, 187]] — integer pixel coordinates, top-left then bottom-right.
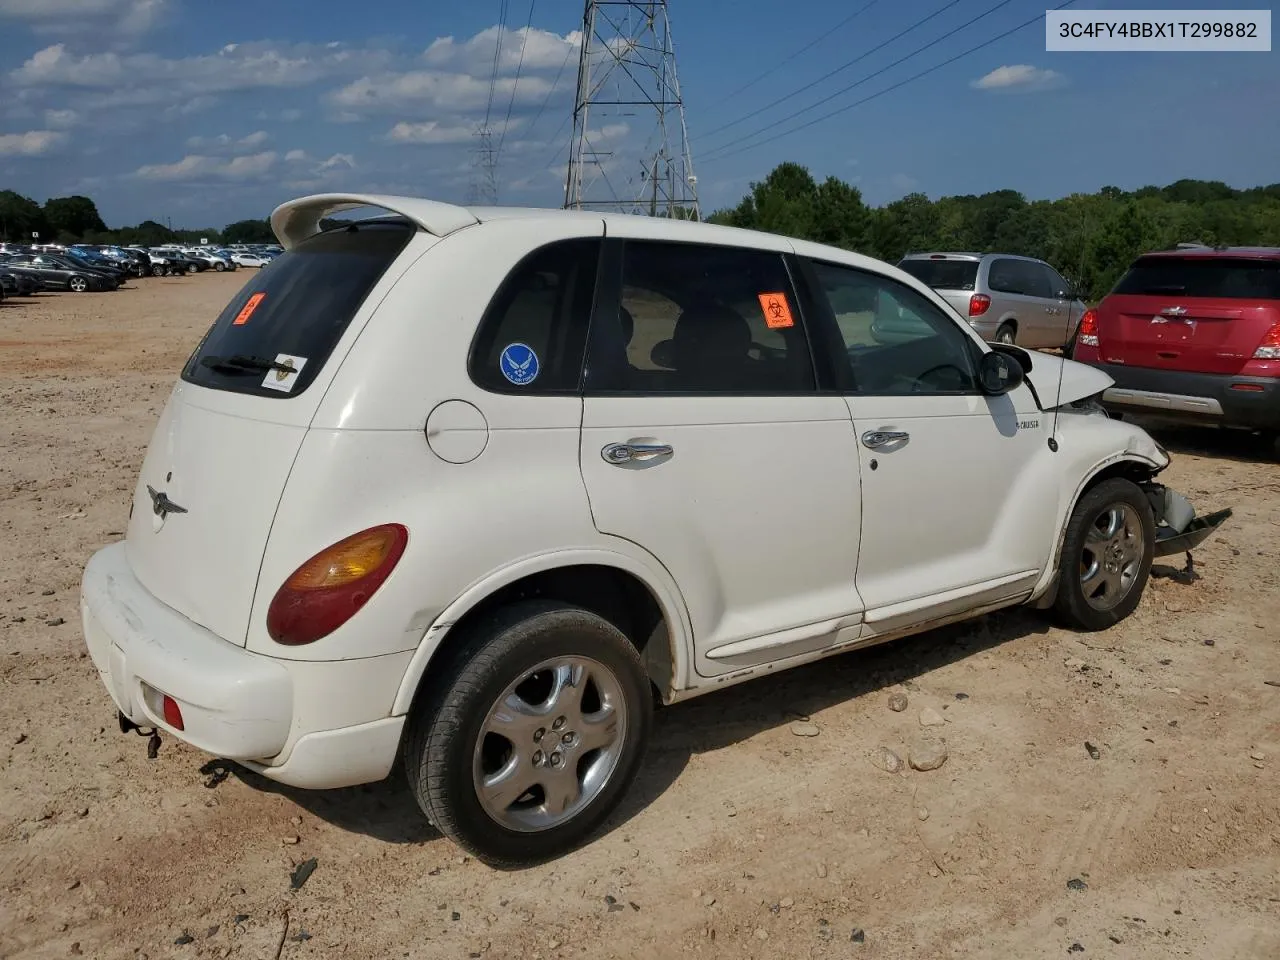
[[1029, 453, 1164, 608], [391, 550, 693, 716]]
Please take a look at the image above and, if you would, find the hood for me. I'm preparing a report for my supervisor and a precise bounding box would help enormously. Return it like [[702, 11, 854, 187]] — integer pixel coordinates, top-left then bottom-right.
[[1023, 352, 1114, 408]]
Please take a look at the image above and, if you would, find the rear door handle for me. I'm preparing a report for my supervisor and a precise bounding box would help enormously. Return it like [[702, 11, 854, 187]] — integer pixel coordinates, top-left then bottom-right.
[[601, 441, 673, 464], [860, 430, 909, 449]]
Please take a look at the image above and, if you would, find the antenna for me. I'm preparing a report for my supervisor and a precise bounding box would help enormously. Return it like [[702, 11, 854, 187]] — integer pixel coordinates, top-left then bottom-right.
[[564, 1, 700, 220]]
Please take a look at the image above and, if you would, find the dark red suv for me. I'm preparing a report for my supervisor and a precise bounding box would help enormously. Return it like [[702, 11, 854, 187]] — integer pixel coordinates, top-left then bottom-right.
[[1072, 247, 1280, 444]]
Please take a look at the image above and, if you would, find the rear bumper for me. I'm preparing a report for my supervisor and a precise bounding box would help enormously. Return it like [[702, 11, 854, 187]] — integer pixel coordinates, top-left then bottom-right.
[[80, 542, 408, 789], [1089, 363, 1280, 430]]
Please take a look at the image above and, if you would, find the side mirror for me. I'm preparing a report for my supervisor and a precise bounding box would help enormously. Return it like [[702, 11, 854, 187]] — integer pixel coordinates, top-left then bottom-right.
[[977, 349, 1026, 396]]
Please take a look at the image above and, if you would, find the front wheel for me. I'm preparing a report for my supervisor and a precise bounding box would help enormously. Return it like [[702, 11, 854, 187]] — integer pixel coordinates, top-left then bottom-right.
[[67, 275, 89, 293], [1053, 478, 1155, 631], [214, 262, 226, 272], [403, 600, 652, 867]]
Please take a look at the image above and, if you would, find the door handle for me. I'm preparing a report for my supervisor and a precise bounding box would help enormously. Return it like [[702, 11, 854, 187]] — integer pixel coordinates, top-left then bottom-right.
[[601, 441, 673, 464], [860, 430, 909, 449]]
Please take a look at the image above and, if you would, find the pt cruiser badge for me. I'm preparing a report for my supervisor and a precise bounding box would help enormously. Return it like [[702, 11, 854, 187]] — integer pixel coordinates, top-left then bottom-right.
[[146, 485, 187, 520]]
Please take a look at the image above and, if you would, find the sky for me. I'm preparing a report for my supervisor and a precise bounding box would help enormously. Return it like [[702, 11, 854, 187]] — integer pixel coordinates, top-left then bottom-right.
[[0, 0, 1276, 230]]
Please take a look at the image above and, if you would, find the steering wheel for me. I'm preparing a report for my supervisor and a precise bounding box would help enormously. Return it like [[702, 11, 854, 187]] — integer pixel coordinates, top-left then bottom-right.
[[910, 363, 969, 393]]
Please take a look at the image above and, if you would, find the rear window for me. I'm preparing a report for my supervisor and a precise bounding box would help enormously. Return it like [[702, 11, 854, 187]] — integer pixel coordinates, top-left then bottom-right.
[[181, 220, 414, 398], [897, 258, 980, 291], [1112, 257, 1280, 300]]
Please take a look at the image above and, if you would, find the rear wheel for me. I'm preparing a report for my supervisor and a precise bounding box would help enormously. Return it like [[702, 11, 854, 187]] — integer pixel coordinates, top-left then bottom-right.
[[403, 600, 652, 867], [994, 322, 1016, 345], [1053, 478, 1155, 631], [187, 263, 198, 274]]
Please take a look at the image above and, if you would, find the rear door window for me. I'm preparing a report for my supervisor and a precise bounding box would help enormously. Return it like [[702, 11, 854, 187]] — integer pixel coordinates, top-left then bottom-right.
[[181, 220, 414, 398], [1113, 257, 1280, 299], [897, 258, 980, 291]]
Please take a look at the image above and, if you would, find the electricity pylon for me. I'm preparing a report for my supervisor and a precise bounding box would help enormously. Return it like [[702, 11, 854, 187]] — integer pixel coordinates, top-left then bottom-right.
[[564, 1, 699, 220]]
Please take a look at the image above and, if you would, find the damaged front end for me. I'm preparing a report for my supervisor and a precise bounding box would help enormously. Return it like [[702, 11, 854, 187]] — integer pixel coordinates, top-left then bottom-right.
[[1142, 483, 1233, 558]]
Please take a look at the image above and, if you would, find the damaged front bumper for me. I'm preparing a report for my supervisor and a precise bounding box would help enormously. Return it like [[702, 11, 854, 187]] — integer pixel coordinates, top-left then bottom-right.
[[1146, 484, 1232, 558]]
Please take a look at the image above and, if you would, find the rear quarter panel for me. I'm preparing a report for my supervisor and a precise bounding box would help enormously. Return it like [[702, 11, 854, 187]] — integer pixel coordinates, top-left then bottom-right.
[[248, 218, 688, 665]]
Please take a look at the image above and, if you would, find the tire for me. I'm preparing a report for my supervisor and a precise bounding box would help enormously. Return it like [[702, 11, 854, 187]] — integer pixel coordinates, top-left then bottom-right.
[[68, 275, 88, 293], [403, 599, 653, 867], [214, 262, 226, 272], [187, 263, 198, 274], [994, 323, 1016, 345], [1053, 477, 1155, 632], [152, 264, 166, 277]]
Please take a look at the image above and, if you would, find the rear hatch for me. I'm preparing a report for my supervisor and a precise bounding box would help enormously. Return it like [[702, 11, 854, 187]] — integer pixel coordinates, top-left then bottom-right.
[[896, 255, 981, 317], [1095, 255, 1280, 374], [123, 219, 416, 646]]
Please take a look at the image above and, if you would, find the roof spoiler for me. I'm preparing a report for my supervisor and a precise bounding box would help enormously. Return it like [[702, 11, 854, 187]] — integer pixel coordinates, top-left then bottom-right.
[[269, 193, 480, 250]]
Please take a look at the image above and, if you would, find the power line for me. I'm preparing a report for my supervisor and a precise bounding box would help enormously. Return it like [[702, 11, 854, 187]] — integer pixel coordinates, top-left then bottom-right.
[[695, 0, 964, 144], [482, 0, 511, 128], [707, 0, 880, 107], [525, 43, 575, 141], [497, 0, 538, 157], [701, 0, 1080, 166], [700, 0, 1018, 163]]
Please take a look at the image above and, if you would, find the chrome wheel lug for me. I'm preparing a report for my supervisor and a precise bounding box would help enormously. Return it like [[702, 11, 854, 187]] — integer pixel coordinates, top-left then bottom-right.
[[552, 716, 566, 730]]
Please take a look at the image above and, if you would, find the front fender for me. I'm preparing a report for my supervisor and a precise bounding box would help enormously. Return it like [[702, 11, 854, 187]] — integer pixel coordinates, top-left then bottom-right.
[[390, 546, 695, 715], [1028, 410, 1172, 603]]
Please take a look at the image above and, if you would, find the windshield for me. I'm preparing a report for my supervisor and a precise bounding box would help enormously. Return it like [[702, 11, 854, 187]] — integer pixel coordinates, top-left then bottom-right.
[[897, 258, 981, 291], [1113, 257, 1280, 299]]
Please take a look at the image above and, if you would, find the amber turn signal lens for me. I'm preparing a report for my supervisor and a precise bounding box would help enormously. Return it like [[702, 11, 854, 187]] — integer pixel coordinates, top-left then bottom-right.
[[284, 526, 404, 591]]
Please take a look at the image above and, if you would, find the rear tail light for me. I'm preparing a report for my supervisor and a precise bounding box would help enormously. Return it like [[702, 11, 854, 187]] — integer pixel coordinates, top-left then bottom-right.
[[162, 695, 185, 731], [969, 294, 991, 317], [1253, 321, 1280, 359], [1077, 309, 1099, 347], [266, 523, 408, 646]]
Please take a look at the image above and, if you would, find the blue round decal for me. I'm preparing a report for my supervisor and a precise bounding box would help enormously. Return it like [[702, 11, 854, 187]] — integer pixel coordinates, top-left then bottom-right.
[[499, 342, 539, 386]]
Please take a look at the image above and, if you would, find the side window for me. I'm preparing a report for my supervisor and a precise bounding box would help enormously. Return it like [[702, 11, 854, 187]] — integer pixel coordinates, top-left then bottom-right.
[[1042, 263, 1071, 299], [468, 238, 601, 394], [807, 259, 980, 396], [986, 258, 1024, 295], [1019, 261, 1053, 299], [587, 240, 816, 394]]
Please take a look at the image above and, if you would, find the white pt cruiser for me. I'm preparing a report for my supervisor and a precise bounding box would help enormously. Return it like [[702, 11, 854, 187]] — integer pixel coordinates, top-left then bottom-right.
[[80, 194, 1229, 866]]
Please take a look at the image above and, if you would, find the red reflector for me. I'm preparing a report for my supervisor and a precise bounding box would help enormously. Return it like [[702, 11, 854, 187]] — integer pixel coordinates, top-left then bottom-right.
[[969, 294, 991, 317], [1229, 383, 1265, 392], [162, 695, 184, 731]]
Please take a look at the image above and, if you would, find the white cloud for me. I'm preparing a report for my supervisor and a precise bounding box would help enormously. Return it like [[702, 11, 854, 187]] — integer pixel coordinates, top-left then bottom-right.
[[971, 64, 1066, 92], [257, 107, 303, 122], [423, 26, 581, 74], [330, 70, 552, 116], [0, 0, 167, 35], [183, 131, 268, 151], [385, 119, 478, 145], [0, 129, 66, 155], [44, 108, 80, 128], [134, 150, 277, 181], [11, 40, 388, 94], [281, 150, 358, 190]]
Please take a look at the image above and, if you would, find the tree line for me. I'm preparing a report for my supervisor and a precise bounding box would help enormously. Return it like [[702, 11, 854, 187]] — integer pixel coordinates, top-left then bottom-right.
[[0, 190, 278, 247], [708, 163, 1280, 299], [6, 169, 1279, 297]]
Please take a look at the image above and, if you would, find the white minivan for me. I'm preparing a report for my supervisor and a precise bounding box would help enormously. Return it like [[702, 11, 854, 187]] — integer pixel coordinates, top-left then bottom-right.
[[79, 194, 1229, 866]]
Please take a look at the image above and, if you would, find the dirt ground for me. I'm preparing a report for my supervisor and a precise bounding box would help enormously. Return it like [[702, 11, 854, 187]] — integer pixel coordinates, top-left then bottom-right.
[[1, 271, 1278, 960]]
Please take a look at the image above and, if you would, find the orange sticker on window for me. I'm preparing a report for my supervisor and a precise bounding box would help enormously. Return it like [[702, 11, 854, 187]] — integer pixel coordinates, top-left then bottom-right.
[[232, 292, 266, 325], [758, 292, 795, 329]]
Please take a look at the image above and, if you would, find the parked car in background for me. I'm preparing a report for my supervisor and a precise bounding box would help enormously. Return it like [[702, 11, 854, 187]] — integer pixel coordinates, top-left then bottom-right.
[[897, 252, 1086, 350], [230, 252, 269, 267], [1071, 246, 1280, 449], [1, 268, 41, 296], [79, 192, 1228, 866], [1, 254, 118, 292]]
